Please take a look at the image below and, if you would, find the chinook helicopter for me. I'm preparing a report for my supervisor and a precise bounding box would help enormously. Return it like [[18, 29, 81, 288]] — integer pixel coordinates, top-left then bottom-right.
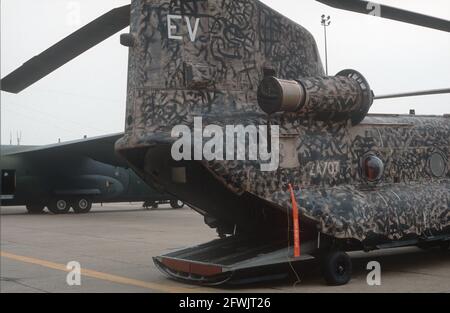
[[1, 0, 449, 286]]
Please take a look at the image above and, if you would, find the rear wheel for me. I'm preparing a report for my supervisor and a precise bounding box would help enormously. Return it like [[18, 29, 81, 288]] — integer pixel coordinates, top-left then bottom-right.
[[321, 250, 352, 286], [47, 199, 71, 214], [72, 198, 92, 214], [26, 204, 45, 214], [170, 200, 184, 209]]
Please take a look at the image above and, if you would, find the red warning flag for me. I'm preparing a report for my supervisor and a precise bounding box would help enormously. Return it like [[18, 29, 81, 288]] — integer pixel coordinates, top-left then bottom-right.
[[288, 184, 301, 258]]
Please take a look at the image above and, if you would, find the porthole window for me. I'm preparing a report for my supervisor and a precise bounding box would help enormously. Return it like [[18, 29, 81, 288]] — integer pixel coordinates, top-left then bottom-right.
[[429, 152, 447, 178], [362, 155, 384, 182]]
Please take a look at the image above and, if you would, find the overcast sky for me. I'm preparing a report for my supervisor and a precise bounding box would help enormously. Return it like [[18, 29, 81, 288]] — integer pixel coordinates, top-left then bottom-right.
[[1, 0, 449, 145]]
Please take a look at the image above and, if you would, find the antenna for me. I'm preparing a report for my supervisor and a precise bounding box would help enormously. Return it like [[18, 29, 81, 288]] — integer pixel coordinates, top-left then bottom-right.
[[16, 131, 22, 146], [321, 15, 332, 75]]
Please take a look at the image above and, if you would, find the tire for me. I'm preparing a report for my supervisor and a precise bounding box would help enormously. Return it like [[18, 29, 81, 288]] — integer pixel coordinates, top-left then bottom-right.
[[72, 198, 92, 214], [47, 199, 71, 214], [143, 201, 158, 210], [26, 204, 45, 214], [321, 251, 352, 286], [170, 200, 184, 209]]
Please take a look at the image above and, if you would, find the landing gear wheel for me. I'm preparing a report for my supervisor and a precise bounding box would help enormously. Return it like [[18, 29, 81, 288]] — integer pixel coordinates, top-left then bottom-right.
[[48, 199, 71, 214], [321, 251, 352, 286], [73, 198, 92, 214], [26, 205, 45, 214], [170, 200, 184, 209], [144, 201, 158, 210]]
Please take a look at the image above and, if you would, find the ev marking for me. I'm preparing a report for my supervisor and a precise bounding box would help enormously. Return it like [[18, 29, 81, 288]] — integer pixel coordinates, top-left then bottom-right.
[[66, 261, 81, 286], [167, 14, 200, 42], [366, 261, 381, 286]]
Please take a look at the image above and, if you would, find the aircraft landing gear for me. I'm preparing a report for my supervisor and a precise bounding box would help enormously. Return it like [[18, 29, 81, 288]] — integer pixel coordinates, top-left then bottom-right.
[[143, 200, 184, 210], [72, 198, 92, 214], [26, 204, 45, 214], [47, 199, 71, 214], [143, 201, 158, 210], [320, 250, 352, 286], [170, 200, 184, 209]]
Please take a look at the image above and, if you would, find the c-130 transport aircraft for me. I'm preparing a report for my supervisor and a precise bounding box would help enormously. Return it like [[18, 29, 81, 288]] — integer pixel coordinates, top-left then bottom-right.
[[1, 0, 449, 285], [0, 133, 184, 214]]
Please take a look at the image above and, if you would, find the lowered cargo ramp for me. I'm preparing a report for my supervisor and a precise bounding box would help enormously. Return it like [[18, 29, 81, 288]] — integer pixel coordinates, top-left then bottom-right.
[[154, 236, 316, 285]]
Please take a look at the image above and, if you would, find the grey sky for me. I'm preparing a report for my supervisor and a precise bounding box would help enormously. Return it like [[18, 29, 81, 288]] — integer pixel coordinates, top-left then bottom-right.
[[1, 0, 449, 145]]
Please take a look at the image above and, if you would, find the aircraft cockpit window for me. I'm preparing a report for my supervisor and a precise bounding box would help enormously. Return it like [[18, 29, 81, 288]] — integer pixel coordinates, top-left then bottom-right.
[[362, 155, 384, 182]]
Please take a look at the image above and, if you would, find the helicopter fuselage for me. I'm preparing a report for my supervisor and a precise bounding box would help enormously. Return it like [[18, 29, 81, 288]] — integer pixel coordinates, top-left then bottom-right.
[[116, 0, 449, 247]]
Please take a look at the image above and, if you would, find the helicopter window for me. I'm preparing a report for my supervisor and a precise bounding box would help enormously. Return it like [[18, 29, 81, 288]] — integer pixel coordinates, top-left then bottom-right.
[[362, 155, 384, 182], [429, 152, 447, 178]]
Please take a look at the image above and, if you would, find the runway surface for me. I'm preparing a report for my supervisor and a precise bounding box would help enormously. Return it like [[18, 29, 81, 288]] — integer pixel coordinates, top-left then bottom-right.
[[1, 204, 449, 293]]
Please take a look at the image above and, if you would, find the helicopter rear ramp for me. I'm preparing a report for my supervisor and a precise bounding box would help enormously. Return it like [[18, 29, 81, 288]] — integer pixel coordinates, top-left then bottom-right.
[[153, 236, 316, 285]]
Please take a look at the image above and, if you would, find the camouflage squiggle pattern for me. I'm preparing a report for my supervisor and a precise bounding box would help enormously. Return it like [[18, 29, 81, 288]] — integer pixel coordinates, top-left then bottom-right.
[[116, 0, 450, 246]]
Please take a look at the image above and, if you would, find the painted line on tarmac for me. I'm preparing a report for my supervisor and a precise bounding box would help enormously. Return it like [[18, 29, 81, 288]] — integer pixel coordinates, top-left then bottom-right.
[[0, 251, 203, 293]]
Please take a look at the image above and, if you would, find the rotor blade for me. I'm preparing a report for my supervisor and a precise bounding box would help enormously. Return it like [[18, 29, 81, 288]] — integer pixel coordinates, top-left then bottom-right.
[[317, 0, 450, 32], [1, 4, 130, 94], [375, 88, 450, 100]]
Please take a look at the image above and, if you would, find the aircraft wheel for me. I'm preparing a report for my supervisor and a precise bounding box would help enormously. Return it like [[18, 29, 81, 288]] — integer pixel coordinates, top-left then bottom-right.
[[48, 199, 71, 214], [72, 198, 92, 214], [143, 201, 158, 210], [170, 200, 184, 209], [321, 250, 352, 286], [26, 204, 45, 214]]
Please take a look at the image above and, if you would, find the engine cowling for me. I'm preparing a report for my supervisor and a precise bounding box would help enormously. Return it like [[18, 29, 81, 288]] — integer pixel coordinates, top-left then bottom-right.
[[257, 69, 374, 125]]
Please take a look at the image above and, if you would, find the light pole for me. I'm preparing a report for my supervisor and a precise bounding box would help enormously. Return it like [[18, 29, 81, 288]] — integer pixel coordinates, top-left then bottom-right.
[[321, 15, 331, 76]]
